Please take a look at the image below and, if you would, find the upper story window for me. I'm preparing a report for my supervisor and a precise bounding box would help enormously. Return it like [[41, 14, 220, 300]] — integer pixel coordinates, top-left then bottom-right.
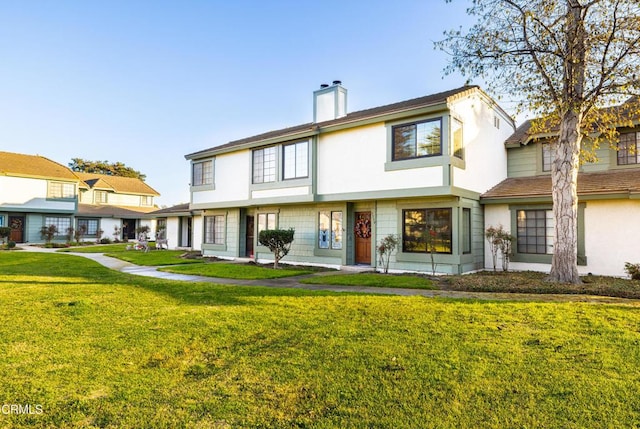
[[141, 195, 153, 206], [95, 190, 108, 204], [452, 118, 464, 159], [253, 146, 277, 184], [542, 142, 554, 172], [192, 160, 214, 186], [392, 118, 442, 161], [617, 131, 639, 165], [283, 141, 309, 180], [48, 182, 75, 199]]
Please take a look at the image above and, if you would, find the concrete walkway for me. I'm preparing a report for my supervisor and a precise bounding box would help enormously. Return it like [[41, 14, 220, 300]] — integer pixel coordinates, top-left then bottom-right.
[[18, 245, 639, 304]]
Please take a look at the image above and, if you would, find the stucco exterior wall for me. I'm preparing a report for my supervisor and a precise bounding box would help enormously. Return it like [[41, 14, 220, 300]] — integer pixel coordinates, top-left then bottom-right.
[[484, 201, 640, 277], [191, 152, 250, 205], [0, 176, 76, 212], [450, 95, 513, 193]]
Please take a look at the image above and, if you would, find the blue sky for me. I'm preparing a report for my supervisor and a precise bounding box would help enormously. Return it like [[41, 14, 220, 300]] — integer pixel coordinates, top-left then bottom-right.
[[0, 0, 488, 206]]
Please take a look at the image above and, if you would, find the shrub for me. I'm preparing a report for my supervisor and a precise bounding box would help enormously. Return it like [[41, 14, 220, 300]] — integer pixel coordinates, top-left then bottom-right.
[[377, 234, 399, 274], [74, 224, 87, 243], [0, 226, 11, 245], [40, 225, 58, 245], [100, 237, 112, 244], [7, 240, 16, 249], [258, 229, 295, 269], [624, 262, 640, 280]]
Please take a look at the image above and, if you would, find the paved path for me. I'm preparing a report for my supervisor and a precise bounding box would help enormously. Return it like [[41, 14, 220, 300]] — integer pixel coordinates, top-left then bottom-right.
[[18, 245, 639, 304]]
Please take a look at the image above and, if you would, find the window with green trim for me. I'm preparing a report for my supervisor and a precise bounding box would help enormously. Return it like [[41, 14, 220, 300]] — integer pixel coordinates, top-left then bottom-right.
[[392, 118, 442, 161], [402, 208, 452, 254], [318, 211, 342, 249], [204, 215, 224, 244], [516, 210, 554, 254], [257, 213, 277, 234], [617, 131, 639, 165], [44, 216, 71, 235]]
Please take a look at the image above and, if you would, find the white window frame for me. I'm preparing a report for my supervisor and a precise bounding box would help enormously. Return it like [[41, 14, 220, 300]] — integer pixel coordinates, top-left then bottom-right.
[[48, 182, 75, 199]]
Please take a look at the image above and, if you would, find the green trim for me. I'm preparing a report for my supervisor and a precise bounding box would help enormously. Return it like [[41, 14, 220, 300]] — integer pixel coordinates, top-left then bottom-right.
[[508, 203, 586, 266], [384, 157, 446, 171]]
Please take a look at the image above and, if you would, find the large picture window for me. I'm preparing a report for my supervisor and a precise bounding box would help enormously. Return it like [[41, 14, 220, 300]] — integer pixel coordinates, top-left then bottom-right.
[[402, 208, 452, 254], [283, 141, 308, 180], [48, 182, 75, 199], [192, 160, 213, 186], [617, 132, 639, 165], [318, 211, 342, 249], [44, 216, 71, 235], [204, 215, 224, 245], [392, 118, 442, 161], [516, 210, 554, 254], [253, 147, 277, 183]]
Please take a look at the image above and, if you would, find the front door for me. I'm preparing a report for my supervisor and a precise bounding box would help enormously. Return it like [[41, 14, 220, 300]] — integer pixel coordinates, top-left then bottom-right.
[[354, 211, 372, 265], [122, 219, 137, 240], [9, 216, 25, 243], [246, 216, 254, 257]]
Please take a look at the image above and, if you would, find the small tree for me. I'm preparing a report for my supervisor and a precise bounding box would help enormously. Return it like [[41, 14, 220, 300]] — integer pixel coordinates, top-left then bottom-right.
[[486, 225, 515, 272], [65, 227, 75, 245], [258, 229, 295, 269], [74, 224, 88, 243], [497, 229, 515, 272], [377, 234, 399, 274], [0, 226, 11, 247], [485, 226, 501, 272], [40, 225, 58, 246]]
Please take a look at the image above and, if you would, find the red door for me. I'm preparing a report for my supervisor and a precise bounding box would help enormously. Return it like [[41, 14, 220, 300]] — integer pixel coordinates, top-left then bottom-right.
[[354, 212, 371, 265], [9, 216, 25, 243]]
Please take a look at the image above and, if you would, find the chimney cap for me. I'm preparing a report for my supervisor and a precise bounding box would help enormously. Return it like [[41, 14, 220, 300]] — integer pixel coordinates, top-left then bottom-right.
[[332, 80, 342, 86], [320, 83, 329, 88]]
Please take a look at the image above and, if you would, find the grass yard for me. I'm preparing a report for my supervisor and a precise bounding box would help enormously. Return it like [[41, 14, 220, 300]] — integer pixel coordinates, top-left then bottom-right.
[[1, 252, 640, 428], [159, 262, 315, 280], [59, 243, 203, 266], [300, 272, 436, 290]]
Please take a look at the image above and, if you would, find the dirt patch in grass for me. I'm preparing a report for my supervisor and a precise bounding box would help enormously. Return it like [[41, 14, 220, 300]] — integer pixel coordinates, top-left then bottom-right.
[[441, 270, 640, 300]]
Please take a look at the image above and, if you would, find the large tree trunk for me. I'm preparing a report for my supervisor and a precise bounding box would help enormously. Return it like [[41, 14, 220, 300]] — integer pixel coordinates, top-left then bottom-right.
[[549, 110, 582, 284]]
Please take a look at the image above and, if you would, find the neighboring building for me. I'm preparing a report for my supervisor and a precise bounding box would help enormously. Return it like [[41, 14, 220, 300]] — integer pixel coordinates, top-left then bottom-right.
[[75, 172, 160, 241], [185, 83, 515, 273], [482, 109, 640, 277], [150, 203, 198, 249], [0, 151, 160, 243], [0, 151, 80, 243]]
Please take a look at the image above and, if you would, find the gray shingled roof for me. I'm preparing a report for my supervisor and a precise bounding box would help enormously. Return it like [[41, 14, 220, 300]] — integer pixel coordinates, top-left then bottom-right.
[[186, 85, 483, 159]]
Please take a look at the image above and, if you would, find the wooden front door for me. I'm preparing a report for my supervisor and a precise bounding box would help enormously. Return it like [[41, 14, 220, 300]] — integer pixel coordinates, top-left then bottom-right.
[[354, 211, 372, 265], [246, 216, 254, 257], [9, 216, 25, 243]]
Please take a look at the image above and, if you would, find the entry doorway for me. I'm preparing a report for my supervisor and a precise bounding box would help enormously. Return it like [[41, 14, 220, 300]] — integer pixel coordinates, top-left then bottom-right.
[[246, 216, 254, 257], [9, 216, 25, 243], [121, 219, 137, 240], [354, 211, 372, 265]]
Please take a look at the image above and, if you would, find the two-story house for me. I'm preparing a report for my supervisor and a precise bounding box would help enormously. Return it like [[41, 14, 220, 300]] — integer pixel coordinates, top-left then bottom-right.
[[482, 102, 640, 277], [0, 151, 79, 243], [185, 84, 515, 273], [75, 172, 160, 241]]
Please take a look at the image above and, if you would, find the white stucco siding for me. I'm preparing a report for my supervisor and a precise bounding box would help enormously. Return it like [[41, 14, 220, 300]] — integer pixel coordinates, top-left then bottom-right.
[[485, 201, 640, 277], [0, 176, 76, 211], [316, 124, 443, 195], [450, 96, 512, 194], [108, 193, 144, 207], [165, 217, 180, 249], [192, 216, 203, 251], [192, 152, 250, 205], [100, 219, 121, 241], [583, 200, 640, 277], [252, 186, 310, 199]]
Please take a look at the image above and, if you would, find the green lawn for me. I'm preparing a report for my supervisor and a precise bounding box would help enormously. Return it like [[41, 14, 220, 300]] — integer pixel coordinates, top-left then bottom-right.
[[59, 243, 203, 266], [159, 262, 314, 279], [301, 272, 436, 289], [1, 252, 640, 428]]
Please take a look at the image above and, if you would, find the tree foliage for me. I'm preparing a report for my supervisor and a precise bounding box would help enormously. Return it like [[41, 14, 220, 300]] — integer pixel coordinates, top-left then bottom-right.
[[69, 158, 146, 180], [258, 229, 295, 269], [438, 0, 640, 283]]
